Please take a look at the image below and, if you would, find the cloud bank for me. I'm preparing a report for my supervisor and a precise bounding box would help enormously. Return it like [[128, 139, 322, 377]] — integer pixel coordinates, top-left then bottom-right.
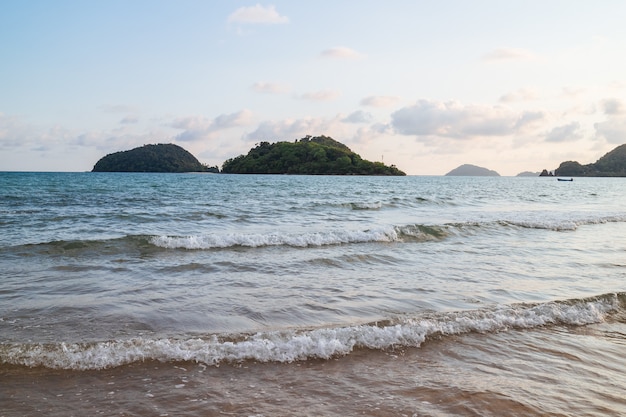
[[390, 99, 546, 138]]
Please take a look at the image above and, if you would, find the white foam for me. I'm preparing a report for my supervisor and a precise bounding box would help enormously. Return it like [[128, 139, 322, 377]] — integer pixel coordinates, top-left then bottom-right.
[[2, 294, 620, 370], [506, 214, 626, 231], [150, 227, 400, 249]]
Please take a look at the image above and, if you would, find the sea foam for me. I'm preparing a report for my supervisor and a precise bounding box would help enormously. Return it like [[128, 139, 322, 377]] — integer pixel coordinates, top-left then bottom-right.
[[2, 293, 621, 370], [150, 227, 402, 249]]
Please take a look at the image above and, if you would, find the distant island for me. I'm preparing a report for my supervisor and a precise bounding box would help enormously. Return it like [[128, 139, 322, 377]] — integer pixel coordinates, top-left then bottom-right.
[[221, 135, 406, 175], [554, 144, 626, 177], [92, 144, 218, 173], [517, 171, 541, 177], [445, 164, 500, 176]]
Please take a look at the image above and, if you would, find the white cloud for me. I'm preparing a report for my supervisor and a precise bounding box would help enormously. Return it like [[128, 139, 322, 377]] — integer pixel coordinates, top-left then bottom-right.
[[214, 110, 254, 129], [244, 115, 353, 143], [251, 81, 290, 94], [228, 4, 289, 24], [483, 47, 536, 62], [545, 122, 582, 143], [342, 110, 373, 124], [120, 116, 139, 125], [499, 88, 540, 103], [320, 47, 364, 59], [515, 111, 547, 131], [171, 110, 254, 142], [297, 90, 341, 101], [601, 98, 625, 115], [390, 99, 545, 138], [594, 117, 626, 143], [360, 96, 401, 108], [561, 86, 587, 98]]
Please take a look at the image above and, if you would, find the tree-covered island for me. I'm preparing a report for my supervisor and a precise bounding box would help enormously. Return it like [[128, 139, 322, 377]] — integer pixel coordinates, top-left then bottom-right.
[[92, 144, 218, 173], [221, 135, 406, 175], [554, 143, 626, 177]]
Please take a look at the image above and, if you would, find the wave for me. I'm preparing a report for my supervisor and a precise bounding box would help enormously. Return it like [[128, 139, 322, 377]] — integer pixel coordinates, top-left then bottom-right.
[[149, 214, 626, 250], [503, 214, 626, 231], [150, 224, 451, 249], [2, 293, 623, 370], [5, 213, 626, 253]]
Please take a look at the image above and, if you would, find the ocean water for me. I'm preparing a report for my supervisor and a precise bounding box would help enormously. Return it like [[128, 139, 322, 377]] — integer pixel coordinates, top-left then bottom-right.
[[1, 172, 625, 416]]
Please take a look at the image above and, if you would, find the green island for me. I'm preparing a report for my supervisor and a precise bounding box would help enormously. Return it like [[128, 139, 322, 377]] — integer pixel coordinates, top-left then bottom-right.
[[221, 135, 405, 175], [91, 136, 405, 175], [554, 144, 626, 177], [92, 144, 219, 173]]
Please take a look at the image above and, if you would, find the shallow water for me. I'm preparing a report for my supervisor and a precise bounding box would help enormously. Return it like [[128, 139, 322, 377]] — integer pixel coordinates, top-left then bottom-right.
[[1, 173, 625, 415]]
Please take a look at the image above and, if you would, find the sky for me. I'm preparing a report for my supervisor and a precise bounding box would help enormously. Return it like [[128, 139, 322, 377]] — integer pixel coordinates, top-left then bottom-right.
[[2, 1, 626, 175]]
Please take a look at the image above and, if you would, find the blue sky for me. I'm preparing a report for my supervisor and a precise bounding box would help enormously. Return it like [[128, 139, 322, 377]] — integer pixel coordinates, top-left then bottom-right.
[[2, 1, 626, 175]]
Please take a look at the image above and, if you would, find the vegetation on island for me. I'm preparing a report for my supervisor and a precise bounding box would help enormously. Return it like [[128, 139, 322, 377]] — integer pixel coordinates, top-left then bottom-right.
[[554, 144, 626, 177], [92, 144, 219, 173], [221, 135, 406, 175]]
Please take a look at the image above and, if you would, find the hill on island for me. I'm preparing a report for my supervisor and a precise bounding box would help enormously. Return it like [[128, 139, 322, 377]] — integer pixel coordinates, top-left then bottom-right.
[[555, 144, 626, 177], [445, 164, 500, 176], [221, 135, 406, 176], [92, 144, 218, 173]]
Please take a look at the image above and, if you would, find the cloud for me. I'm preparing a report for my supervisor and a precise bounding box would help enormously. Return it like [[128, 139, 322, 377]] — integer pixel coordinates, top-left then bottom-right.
[[608, 81, 626, 90], [515, 111, 547, 130], [251, 81, 290, 94], [360, 96, 401, 108], [228, 4, 289, 24], [120, 116, 139, 124], [545, 122, 582, 143], [561, 86, 586, 98], [594, 117, 626, 143], [244, 114, 356, 143], [214, 110, 254, 129], [0, 114, 78, 149], [171, 110, 254, 142], [319, 47, 364, 59], [342, 110, 373, 124], [499, 88, 540, 103], [601, 98, 625, 115], [297, 90, 341, 101], [0, 113, 22, 146], [483, 47, 536, 62], [390, 99, 544, 138]]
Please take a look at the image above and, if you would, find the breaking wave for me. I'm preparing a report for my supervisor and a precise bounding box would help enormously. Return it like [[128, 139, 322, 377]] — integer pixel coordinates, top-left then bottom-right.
[[149, 224, 451, 249], [2, 293, 622, 370], [4, 213, 625, 254]]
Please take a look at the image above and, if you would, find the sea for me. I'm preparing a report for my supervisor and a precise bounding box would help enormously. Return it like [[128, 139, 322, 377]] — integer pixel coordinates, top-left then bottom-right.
[[1, 172, 625, 417]]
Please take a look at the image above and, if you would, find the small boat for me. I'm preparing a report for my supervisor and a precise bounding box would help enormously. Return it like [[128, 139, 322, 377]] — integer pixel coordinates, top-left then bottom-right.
[[557, 178, 573, 181]]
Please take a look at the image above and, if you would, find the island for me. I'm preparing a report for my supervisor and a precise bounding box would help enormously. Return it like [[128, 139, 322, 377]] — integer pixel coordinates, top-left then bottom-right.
[[554, 143, 626, 177], [517, 171, 542, 177], [221, 135, 406, 175], [92, 144, 218, 173], [445, 164, 500, 176]]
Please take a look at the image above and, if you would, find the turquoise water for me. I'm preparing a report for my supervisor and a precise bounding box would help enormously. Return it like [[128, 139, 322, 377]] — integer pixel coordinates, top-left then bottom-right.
[[1, 173, 625, 416]]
